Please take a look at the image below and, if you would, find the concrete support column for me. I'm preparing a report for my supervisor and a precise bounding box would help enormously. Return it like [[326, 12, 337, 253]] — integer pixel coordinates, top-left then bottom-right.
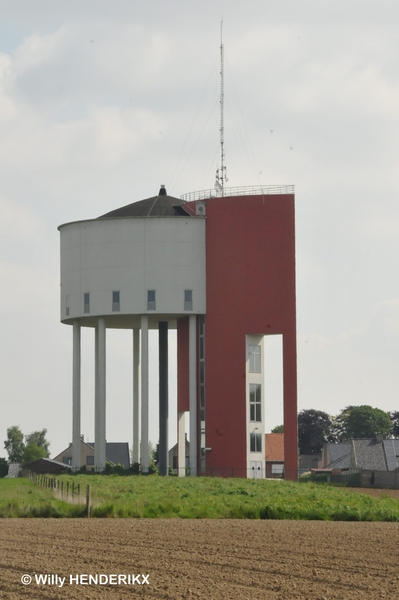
[[283, 332, 298, 481], [159, 321, 169, 476], [141, 315, 149, 474], [72, 321, 81, 472], [132, 328, 140, 465], [189, 315, 197, 476], [177, 411, 186, 477], [94, 326, 99, 469], [95, 317, 106, 472]]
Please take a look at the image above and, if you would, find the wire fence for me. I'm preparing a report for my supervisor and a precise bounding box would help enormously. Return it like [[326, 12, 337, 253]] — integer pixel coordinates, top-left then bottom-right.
[[169, 466, 299, 480], [27, 471, 92, 516], [23, 466, 399, 489]]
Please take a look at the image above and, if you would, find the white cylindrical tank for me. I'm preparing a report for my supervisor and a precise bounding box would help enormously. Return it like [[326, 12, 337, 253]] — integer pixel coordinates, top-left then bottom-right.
[[59, 193, 206, 327]]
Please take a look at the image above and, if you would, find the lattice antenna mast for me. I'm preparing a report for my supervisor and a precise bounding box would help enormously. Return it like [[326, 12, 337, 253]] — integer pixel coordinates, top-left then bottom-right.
[[215, 20, 228, 196]]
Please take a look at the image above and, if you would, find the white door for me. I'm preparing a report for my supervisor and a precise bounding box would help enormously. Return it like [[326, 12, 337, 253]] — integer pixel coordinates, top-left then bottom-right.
[[250, 461, 263, 479]]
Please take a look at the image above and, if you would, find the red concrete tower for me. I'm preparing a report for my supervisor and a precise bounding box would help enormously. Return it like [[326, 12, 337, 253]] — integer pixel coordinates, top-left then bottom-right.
[[177, 186, 298, 480]]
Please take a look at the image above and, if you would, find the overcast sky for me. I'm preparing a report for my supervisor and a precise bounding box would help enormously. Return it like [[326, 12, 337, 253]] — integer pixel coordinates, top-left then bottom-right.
[[1, 0, 399, 460]]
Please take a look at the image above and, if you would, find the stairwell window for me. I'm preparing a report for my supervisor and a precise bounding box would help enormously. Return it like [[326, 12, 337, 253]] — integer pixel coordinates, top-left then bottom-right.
[[112, 291, 120, 312], [84, 293, 90, 314], [249, 345, 261, 373], [250, 432, 262, 453], [184, 289, 193, 311], [249, 383, 262, 422], [147, 290, 156, 311]]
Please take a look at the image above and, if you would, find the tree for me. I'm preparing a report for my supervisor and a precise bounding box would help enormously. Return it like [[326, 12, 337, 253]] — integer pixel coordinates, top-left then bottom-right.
[[389, 412, 399, 438], [344, 405, 392, 439], [23, 443, 47, 464], [4, 426, 50, 465], [330, 406, 357, 442], [4, 426, 25, 463], [298, 409, 334, 455], [148, 441, 157, 465], [25, 429, 50, 457], [271, 425, 284, 433]]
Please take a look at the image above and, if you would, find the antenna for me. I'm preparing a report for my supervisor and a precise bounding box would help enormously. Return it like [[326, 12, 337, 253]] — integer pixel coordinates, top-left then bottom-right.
[[215, 19, 228, 196]]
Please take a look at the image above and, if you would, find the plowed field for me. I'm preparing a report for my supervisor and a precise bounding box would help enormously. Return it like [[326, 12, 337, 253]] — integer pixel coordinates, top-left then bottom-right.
[[1, 519, 398, 599]]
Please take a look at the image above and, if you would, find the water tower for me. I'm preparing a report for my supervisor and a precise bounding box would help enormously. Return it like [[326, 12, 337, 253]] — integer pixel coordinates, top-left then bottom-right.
[[59, 184, 298, 478]]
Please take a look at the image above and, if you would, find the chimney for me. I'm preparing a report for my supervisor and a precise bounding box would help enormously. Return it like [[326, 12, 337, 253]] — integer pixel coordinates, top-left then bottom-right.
[[159, 185, 167, 196]]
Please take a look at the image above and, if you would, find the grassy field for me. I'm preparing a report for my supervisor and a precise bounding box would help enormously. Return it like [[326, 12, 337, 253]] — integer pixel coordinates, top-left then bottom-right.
[[0, 478, 85, 518], [1, 475, 399, 520]]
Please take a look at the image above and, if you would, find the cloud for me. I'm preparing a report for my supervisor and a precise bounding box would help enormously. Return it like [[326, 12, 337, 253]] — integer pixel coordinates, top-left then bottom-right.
[[361, 214, 399, 240], [0, 196, 46, 239], [1, 1, 399, 457]]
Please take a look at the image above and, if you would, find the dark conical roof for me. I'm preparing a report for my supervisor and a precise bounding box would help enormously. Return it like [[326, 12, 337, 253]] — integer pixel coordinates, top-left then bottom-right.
[[98, 186, 190, 218]]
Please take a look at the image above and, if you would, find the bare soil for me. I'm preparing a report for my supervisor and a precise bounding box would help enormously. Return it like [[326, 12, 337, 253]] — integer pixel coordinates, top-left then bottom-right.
[[1, 519, 399, 599]]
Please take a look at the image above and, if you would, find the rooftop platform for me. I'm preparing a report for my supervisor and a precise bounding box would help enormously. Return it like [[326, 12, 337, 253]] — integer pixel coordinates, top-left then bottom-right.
[[180, 184, 295, 202]]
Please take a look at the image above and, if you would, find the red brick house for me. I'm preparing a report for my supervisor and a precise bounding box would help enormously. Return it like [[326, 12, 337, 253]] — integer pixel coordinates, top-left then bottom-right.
[[265, 433, 285, 478]]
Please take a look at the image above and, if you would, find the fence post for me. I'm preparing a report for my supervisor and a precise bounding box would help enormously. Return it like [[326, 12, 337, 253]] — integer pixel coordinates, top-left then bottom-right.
[[72, 482, 75, 498], [86, 485, 91, 518], [66, 481, 69, 500], [78, 483, 80, 503]]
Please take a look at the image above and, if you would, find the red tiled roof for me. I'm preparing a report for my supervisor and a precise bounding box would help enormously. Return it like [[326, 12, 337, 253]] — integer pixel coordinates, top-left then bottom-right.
[[265, 433, 284, 462]]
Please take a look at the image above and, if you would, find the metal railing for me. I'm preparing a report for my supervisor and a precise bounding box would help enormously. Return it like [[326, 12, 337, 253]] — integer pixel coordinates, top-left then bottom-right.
[[180, 184, 295, 203]]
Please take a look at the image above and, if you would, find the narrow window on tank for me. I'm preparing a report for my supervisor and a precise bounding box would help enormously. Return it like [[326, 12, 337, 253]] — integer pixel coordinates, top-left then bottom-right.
[[112, 291, 120, 312], [184, 289, 193, 311], [147, 290, 156, 311], [83, 292, 90, 314], [65, 295, 70, 316]]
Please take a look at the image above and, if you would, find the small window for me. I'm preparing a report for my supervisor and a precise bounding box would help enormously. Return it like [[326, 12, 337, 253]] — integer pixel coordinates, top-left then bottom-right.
[[112, 290, 120, 312], [86, 455, 94, 466], [84, 292, 90, 314], [63, 456, 72, 465], [249, 383, 261, 422], [272, 464, 284, 474], [249, 345, 261, 373], [147, 290, 156, 310], [66, 295, 70, 316], [250, 432, 262, 453], [184, 289, 193, 311]]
